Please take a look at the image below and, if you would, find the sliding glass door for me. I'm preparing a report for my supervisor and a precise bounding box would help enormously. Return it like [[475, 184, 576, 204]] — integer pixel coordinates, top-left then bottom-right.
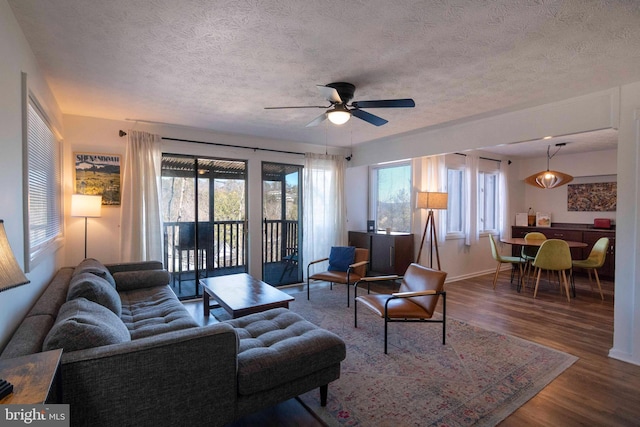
[[262, 162, 302, 286], [161, 154, 247, 299]]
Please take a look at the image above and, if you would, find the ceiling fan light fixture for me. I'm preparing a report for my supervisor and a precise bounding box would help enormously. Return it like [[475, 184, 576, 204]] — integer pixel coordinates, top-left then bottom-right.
[[326, 105, 351, 125]]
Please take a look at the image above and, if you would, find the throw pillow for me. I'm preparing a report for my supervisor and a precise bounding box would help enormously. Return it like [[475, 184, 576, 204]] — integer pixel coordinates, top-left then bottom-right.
[[67, 272, 122, 317], [328, 246, 356, 272], [43, 298, 130, 352], [72, 258, 116, 288]]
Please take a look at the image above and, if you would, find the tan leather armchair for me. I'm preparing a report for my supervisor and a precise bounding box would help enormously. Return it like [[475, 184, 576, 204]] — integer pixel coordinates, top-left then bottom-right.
[[354, 263, 447, 354], [307, 247, 369, 307]]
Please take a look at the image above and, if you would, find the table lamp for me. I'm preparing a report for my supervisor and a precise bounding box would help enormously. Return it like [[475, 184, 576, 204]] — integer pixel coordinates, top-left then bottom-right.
[[0, 219, 30, 399]]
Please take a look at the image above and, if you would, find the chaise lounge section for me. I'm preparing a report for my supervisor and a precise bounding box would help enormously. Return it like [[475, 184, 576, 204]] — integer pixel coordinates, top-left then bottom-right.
[[1, 259, 346, 427]]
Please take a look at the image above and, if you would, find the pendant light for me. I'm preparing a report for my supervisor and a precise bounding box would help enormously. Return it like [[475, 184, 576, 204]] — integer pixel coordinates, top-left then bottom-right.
[[524, 143, 573, 189]]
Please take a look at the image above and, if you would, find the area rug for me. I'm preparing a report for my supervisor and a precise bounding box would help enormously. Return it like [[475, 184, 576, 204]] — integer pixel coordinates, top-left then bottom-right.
[[288, 286, 578, 427]]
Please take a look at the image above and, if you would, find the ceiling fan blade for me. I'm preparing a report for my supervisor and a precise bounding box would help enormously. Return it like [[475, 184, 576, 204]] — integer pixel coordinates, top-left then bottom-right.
[[317, 85, 342, 104], [264, 105, 327, 109], [351, 98, 415, 109], [352, 109, 388, 126], [305, 113, 327, 127]]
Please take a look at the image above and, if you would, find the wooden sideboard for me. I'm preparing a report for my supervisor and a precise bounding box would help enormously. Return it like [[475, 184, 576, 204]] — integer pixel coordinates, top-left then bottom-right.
[[511, 225, 615, 279], [348, 231, 414, 275]]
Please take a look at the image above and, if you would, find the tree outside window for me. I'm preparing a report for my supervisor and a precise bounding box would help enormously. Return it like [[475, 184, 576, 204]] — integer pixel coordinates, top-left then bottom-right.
[[372, 163, 411, 233]]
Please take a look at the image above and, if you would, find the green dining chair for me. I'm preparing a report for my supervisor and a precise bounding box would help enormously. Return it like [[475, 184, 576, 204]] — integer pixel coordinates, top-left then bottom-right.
[[572, 237, 609, 301], [489, 234, 525, 291], [521, 232, 547, 285], [532, 239, 573, 302]]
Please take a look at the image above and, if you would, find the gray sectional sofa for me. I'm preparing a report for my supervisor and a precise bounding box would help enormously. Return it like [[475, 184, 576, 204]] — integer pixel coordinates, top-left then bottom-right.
[[0, 259, 346, 427]]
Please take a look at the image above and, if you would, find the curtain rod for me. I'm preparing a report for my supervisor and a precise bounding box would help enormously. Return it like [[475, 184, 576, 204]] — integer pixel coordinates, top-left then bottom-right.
[[119, 130, 305, 156], [455, 152, 507, 163]]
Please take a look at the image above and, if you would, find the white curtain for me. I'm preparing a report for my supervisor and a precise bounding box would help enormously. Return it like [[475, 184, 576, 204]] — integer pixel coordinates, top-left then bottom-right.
[[413, 155, 447, 266], [498, 161, 510, 238], [120, 130, 163, 262], [424, 155, 447, 244], [464, 154, 479, 246], [303, 153, 346, 277]]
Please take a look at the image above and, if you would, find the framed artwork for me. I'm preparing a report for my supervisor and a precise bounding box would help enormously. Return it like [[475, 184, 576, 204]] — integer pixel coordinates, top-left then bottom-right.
[[536, 212, 551, 227], [515, 213, 528, 227], [74, 152, 121, 206], [567, 182, 617, 212]]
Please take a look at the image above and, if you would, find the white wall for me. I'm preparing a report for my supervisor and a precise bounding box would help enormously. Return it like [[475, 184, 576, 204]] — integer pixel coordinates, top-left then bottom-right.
[[62, 115, 349, 279], [0, 0, 64, 350], [610, 81, 640, 365], [518, 149, 617, 225]]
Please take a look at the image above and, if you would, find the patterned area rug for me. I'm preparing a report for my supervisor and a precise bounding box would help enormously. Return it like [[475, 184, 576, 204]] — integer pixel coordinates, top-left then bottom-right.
[[289, 286, 578, 427]]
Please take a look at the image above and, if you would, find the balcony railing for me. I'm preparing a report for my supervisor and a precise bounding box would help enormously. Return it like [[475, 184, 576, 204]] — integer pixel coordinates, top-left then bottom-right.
[[163, 221, 246, 276], [162, 219, 299, 285], [263, 219, 298, 264]]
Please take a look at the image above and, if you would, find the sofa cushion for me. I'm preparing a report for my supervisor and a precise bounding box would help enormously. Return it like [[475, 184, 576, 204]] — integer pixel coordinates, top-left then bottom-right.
[[73, 258, 116, 288], [68, 272, 122, 317], [43, 298, 130, 352], [119, 285, 198, 339], [226, 308, 346, 395], [112, 269, 170, 292]]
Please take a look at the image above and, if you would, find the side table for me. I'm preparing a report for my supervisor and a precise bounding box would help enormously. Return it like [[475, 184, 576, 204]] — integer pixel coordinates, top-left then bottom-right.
[[0, 348, 63, 404]]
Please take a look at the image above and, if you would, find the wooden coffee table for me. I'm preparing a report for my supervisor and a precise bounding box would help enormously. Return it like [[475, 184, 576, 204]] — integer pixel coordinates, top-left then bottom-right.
[[200, 273, 294, 318]]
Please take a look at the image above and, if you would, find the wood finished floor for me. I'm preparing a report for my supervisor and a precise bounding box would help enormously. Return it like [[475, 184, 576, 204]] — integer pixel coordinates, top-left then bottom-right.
[[184, 270, 640, 427]]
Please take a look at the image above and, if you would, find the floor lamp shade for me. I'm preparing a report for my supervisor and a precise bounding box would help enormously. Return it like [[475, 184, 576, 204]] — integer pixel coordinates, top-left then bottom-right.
[[416, 192, 448, 210], [71, 194, 102, 218], [0, 220, 30, 293], [71, 194, 102, 259], [416, 192, 448, 270]]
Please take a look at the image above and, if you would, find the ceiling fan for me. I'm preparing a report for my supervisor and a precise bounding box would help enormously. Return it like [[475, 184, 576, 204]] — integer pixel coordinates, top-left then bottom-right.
[[264, 82, 415, 127]]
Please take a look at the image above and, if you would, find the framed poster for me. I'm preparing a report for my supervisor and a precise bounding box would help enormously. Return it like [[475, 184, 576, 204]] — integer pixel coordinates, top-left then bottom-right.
[[74, 153, 121, 206], [515, 213, 528, 227], [536, 212, 551, 227]]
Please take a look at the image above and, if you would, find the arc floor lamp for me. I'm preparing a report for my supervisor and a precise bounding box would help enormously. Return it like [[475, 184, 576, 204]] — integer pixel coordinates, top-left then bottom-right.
[[416, 192, 448, 270]]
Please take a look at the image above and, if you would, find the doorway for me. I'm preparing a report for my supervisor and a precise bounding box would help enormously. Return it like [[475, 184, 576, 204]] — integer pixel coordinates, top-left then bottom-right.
[[161, 154, 248, 299], [262, 162, 302, 285]]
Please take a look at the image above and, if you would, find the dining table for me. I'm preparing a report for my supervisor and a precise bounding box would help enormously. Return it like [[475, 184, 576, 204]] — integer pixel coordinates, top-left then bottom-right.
[[499, 237, 588, 296], [500, 237, 588, 249]]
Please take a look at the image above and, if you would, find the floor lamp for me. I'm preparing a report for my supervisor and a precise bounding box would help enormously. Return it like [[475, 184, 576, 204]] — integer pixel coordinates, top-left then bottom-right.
[[71, 194, 102, 259], [416, 192, 448, 270], [0, 219, 30, 399]]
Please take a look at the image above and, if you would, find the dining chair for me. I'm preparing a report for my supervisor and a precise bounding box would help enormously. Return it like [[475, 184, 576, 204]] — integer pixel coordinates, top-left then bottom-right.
[[488, 234, 525, 291], [522, 232, 547, 285], [353, 263, 447, 354], [572, 237, 609, 301], [531, 239, 573, 302]]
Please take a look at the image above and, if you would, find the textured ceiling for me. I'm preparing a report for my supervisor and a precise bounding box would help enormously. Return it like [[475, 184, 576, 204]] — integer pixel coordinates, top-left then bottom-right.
[[8, 0, 640, 154]]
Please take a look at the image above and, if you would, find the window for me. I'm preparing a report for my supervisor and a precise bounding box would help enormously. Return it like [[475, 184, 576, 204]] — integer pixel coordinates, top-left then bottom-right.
[[478, 171, 499, 233], [371, 162, 411, 233], [446, 168, 464, 234], [25, 98, 62, 269]]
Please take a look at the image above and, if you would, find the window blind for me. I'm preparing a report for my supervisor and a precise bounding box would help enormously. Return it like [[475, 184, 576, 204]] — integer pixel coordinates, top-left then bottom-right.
[[27, 100, 62, 261]]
